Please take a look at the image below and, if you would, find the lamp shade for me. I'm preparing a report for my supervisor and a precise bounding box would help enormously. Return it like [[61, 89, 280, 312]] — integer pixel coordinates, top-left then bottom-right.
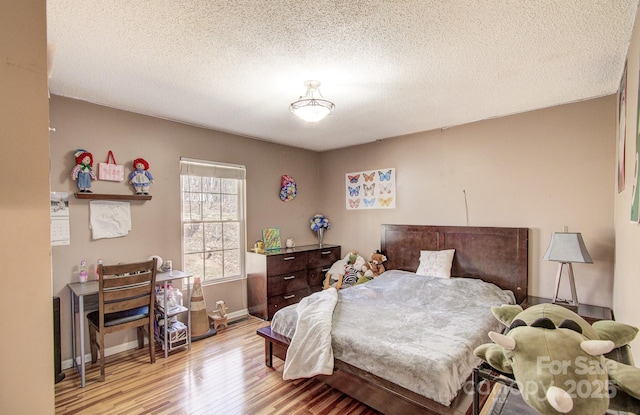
[[542, 232, 593, 264]]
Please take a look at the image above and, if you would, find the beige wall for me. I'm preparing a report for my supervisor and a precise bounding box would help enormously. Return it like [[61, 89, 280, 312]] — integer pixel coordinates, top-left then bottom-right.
[[49, 96, 322, 363], [319, 97, 616, 308], [0, 1, 55, 414], [51, 94, 619, 367], [614, 10, 640, 362]]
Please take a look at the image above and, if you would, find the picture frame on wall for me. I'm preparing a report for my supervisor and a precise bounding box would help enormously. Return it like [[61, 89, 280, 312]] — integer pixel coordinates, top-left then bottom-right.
[[345, 168, 396, 210], [262, 228, 281, 250], [631, 61, 640, 223], [618, 60, 627, 193]]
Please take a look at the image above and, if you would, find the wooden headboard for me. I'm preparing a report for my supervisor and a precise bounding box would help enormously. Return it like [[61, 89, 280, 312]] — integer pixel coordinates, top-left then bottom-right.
[[380, 224, 528, 304]]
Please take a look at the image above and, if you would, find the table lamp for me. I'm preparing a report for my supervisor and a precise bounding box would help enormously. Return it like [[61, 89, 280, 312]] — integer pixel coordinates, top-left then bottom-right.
[[543, 230, 593, 306]]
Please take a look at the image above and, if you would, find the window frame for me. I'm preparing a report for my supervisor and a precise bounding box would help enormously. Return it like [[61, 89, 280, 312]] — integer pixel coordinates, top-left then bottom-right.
[[180, 157, 247, 285]]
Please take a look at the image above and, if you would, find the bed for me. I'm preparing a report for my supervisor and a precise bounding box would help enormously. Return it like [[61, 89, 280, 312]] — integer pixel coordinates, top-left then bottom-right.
[[257, 224, 528, 415]]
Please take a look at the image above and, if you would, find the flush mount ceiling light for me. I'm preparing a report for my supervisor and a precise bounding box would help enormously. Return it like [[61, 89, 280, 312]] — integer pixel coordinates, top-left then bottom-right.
[[289, 80, 335, 122]]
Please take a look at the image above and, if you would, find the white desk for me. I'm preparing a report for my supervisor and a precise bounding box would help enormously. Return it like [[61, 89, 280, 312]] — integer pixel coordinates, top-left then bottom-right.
[[68, 269, 191, 387]]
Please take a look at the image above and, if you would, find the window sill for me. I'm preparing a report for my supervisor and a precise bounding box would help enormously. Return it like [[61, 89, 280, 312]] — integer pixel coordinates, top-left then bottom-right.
[[200, 275, 247, 286]]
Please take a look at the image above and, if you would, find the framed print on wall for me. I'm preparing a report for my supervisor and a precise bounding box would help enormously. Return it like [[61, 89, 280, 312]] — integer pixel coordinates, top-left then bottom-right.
[[345, 168, 396, 210], [618, 60, 627, 193], [631, 61, 640, 223]]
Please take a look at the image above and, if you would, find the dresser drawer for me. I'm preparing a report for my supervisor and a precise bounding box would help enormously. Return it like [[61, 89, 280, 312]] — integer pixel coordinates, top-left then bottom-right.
[[308, 264, 332, 288], [308, 246, 341, 267], [266, 252, 309, 276], [268, 287, 310, 318], [266, 270, 308, 297]]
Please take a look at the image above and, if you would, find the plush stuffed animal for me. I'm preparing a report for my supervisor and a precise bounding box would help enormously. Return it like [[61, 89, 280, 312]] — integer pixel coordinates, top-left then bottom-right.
[[362, 251, 387, 278], [474, 303, 640, 415], [323, 251, 365, 290]]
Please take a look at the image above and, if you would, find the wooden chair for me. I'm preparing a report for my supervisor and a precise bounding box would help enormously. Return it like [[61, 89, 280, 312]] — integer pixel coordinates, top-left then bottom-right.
[[87, 258, 157, 381]]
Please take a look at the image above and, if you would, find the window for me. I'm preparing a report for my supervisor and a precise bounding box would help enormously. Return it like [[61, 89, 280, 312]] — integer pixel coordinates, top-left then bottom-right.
[[180, 158, 246, 284]]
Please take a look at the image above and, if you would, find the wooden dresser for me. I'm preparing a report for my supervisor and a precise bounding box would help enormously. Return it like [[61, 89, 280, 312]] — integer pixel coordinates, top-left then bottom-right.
[[246, 244, 341, 320]]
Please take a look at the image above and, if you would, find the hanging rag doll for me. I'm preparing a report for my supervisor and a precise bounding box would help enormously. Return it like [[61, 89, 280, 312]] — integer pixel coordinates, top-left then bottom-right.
[[71, 149, 97, 193], [129, 158, 154, 195]]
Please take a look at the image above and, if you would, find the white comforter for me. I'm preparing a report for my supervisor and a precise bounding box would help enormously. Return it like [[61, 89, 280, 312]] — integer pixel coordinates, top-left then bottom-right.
[[282, 287, 338, 380]]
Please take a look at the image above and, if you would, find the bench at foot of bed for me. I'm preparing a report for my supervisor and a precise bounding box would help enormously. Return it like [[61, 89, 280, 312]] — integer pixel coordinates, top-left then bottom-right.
[[257, 326, 290, 368]]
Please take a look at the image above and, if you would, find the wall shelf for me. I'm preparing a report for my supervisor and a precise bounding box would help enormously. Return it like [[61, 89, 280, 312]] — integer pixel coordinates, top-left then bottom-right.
[[74, 193, 152, 201]]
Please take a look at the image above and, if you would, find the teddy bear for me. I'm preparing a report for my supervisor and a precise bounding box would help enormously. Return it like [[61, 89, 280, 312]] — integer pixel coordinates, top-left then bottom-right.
[[362, 251, 387, 278], [323, 251, 365, 290], [474, 303, 640, 415]]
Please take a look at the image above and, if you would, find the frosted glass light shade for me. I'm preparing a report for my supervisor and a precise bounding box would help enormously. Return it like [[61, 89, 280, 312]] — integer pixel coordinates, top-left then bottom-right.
[[290, 98, 334, 122], [289, 80, 335, 122]]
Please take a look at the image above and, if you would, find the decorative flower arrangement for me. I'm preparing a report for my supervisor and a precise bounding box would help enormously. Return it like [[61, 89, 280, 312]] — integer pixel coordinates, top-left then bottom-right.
[[310, 214, 331, 232]]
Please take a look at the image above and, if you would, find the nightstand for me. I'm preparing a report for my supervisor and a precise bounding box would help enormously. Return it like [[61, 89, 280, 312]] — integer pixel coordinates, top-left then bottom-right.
[[522, 295, 613, 324]]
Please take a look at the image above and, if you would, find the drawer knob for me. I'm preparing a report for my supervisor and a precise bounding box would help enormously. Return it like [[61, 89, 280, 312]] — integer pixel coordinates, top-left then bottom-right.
[[283, 256, 296, 261], [284, 294, 295, 300], [283, 275, 296, 280], [321, 251, 331, 255]]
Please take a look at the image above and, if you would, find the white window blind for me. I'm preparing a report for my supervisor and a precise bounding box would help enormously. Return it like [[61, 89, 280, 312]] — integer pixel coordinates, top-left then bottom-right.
[[180, 158, 246, 284]]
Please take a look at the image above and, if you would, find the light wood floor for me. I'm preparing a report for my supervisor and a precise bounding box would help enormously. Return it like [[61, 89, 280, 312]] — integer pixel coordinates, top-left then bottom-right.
[[55, 316, 381, 415]]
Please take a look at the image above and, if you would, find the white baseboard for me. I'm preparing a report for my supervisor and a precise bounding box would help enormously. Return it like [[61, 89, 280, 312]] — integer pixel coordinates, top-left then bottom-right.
[[62, 308, 249, 370], [62, 339, 141, 370], [224, 309, 250, 323]]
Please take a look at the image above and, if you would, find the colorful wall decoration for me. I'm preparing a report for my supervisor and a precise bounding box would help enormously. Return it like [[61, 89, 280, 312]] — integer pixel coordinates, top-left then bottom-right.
[[632, 62, 640, 223], [618, 61, 627, 194], [279, 175, 297, 202], [262, 228, 281, 250], [345, 168, 396, 210]]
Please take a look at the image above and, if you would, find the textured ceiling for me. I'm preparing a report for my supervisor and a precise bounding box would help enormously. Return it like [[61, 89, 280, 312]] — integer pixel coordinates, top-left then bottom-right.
[[47, 1, 638, 152]]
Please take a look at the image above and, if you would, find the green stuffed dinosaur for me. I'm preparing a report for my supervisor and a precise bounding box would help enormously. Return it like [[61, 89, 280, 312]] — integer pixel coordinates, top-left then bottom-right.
[[474, 303, 640, 414]]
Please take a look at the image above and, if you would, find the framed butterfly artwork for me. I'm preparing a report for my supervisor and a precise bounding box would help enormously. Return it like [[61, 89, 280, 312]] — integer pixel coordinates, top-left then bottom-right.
[[345, 168, 396, 210]]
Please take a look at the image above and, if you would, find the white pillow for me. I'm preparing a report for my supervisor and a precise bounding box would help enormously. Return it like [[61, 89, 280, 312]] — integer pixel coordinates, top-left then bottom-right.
[[416, 249, 455, 278]]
